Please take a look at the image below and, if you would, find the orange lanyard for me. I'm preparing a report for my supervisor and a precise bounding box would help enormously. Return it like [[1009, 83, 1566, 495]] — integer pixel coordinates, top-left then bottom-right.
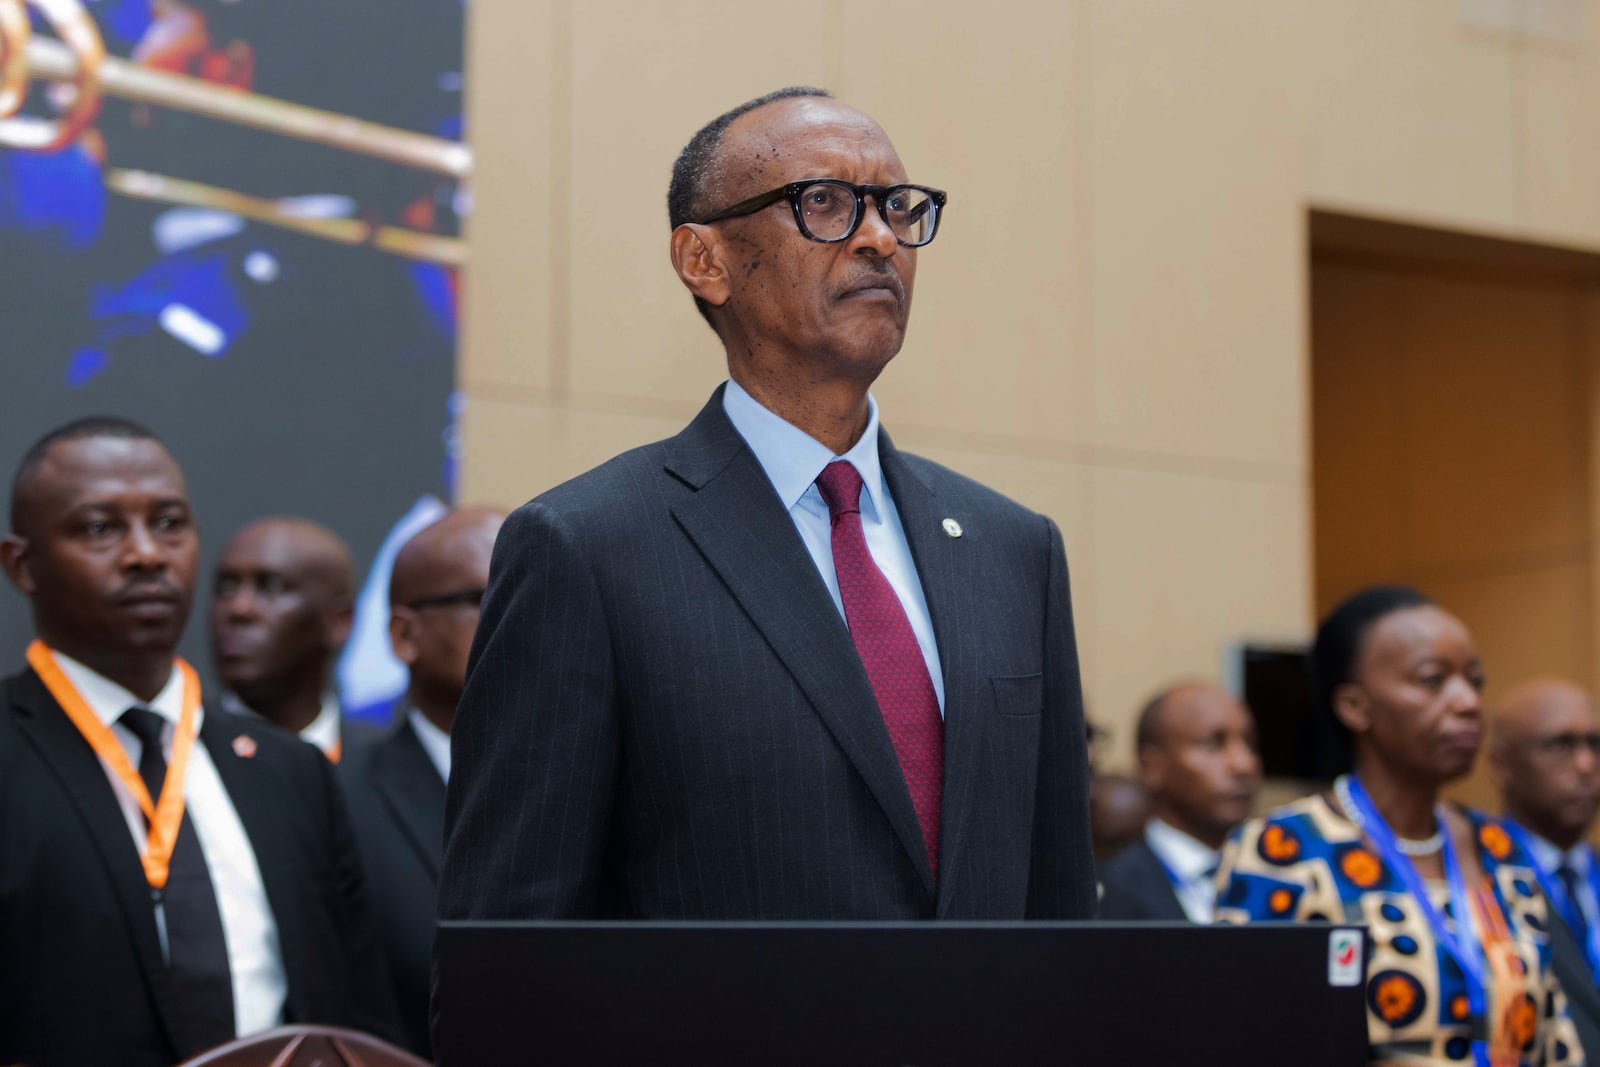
[[27, 640, 201, 891]]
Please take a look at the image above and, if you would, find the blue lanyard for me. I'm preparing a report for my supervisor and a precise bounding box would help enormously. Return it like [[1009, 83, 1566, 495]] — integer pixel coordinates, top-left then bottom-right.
[[1146, 835, 1212, 903], [1341, 775, 1490, 1064], [1150, 847, 1185, 891], [1502, 822, 1600, 984]]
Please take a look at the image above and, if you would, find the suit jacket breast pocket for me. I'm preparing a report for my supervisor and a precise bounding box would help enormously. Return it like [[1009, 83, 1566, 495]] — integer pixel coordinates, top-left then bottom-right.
[[990, 673, 1044, 717]]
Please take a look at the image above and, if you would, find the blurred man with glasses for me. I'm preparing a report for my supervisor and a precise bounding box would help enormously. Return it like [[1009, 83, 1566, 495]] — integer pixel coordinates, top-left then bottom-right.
[[1491, 678, 1600, 1059], [339, 506, 505, 1060], [440, 88, 1094, 932]]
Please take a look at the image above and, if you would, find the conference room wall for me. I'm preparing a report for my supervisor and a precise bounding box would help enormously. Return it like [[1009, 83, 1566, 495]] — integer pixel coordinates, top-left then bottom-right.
[[458, 1, 1600, 772]]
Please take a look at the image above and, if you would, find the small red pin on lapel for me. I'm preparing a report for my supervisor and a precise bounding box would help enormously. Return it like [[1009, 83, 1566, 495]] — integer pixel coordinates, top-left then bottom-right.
[[232, 734, 258, 759]]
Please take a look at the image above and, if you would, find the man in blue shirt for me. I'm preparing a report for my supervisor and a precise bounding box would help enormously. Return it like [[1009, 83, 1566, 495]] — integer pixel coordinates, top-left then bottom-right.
[[1492, 677, 1600, 1060], [439, 87, 1094, 926]]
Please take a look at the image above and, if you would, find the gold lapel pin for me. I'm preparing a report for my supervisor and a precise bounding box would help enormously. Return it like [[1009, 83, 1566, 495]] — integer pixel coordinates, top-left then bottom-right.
[[942, 518, 963, 539]]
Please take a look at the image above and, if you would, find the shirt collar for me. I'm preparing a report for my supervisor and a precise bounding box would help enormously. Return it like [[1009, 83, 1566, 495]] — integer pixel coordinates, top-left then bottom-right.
[[1145, 817, 1220, 881], [1522, 829, 1593, 875], [51, 649, 193, 730], [299, 693, 343, 756], [407, 707, 451, 784], [721, 377, 888, 522]]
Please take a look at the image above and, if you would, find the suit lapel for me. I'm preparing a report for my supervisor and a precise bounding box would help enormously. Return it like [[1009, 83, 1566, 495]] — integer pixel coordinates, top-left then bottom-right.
[[1132, 841, 1190, 921], [8, 669, 179, 1050], [879, 439, 987, 917], [200, 712, 308, 1017], [371, 719, 446, 879], [666, 391, 935, 897]]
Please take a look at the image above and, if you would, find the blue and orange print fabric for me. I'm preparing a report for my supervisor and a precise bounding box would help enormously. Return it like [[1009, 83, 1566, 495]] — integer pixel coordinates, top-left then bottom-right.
[[1216, 795, 1584, 1066]]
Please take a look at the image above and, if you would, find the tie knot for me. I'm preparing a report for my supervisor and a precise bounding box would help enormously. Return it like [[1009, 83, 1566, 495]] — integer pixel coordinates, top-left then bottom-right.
[[815, 460, 864, 519], [119, 705, 167, 748]]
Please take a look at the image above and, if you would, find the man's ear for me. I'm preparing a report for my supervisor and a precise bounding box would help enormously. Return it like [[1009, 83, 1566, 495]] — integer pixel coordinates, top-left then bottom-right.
[[1332, 683, 1372, 736], [324, 596, 355, 650], [0, 535, 36, 596], [1486, 734, 1511, 791], [388, 608, 420, 667], [670, 223, 731, 309], [1137, 743, 1166, 796]]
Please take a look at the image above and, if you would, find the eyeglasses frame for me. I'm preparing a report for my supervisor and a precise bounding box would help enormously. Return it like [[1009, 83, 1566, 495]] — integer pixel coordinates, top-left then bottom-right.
[[402, 586, 487, 612], [697, 178, 948, 247]]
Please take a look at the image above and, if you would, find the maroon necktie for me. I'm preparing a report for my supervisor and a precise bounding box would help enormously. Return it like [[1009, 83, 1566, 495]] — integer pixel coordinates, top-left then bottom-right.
[[815, 460, 945, 878]]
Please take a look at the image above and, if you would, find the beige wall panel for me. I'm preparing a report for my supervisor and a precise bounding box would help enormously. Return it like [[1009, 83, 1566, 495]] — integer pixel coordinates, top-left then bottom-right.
[[460, 0, 557, 390], [893, 437, 1095, 699], [1306, 1, 1519, 231], [1085, 2, 1307, 468], [1520, 44, 1600, 248], [457, 394, 688, 510], [838, 2, 1089, 448], [1089, 463, 1311, 764], [1431, 561, 1594, 810], [1311, 260, 1411, 611], [1398, 274, 1589, 571], [565, 3, 835, 412]]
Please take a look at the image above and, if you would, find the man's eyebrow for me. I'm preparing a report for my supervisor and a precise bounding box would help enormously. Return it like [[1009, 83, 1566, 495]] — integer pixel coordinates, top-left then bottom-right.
[[60, 499, 119, 517]]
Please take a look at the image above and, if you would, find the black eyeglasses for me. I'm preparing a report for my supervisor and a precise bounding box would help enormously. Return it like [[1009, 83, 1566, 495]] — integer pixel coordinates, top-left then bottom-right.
[[698, 179, 947, 247], [1530, 732, 1600, 761], [403, 586, 486, 611]]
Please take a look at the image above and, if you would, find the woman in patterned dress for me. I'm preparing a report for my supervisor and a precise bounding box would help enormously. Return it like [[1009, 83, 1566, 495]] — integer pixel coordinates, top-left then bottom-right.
[[1216, 585, 1584, 1066]]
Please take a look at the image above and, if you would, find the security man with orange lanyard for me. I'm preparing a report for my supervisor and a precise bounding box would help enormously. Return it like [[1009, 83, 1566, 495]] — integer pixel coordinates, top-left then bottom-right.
[[0, 417, 399, 1067]]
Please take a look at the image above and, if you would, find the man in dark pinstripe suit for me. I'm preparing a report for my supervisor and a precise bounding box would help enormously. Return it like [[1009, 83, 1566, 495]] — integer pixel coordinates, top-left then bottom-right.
[[439, 88, 1095, 926]]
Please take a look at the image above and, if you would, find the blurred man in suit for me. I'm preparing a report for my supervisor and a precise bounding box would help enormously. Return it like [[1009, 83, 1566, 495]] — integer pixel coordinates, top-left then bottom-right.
[[440, 87, 1094, 934], [1099, 682, 1261, 921], [1491, 678, 1600, 1060], [341, 506, 504, 1059], [210, 516, 377, 760], [0, 417, 397, 1067]]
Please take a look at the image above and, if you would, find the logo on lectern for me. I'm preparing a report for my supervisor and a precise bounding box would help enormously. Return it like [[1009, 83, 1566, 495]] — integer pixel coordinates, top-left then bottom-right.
[[1328, 929, 1363, 987]]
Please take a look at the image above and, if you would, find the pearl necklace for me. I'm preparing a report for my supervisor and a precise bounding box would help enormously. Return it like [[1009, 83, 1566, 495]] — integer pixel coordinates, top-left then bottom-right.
[[1335, 775, 1444, 857]]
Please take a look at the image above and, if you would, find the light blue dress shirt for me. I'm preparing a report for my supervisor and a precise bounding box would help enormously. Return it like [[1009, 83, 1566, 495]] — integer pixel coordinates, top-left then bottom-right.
[[1524, 832, 1600, 933], [721, 378, 945, 714]]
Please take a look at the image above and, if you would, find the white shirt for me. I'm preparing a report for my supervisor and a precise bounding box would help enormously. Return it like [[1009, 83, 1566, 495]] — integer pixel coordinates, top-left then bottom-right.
[[299, 693, 342, 758], [1522, 831, 1600, 934], [408, 707, 451, 784], [54, 652, 288, 1037], [721, 378, 946, 712], [1144, 817, 1221, 924]]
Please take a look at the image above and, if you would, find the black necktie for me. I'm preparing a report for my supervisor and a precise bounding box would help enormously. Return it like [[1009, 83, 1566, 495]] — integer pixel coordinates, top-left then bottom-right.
[[1557, 862, 1591, 942], [119, 706, 236, 1057]]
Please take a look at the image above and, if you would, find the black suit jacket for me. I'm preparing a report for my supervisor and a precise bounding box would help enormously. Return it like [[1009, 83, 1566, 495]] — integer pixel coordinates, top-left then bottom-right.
[[1549, 904, 1600, 1061], [339, 715, 443, 1060], [1097, 838, 1189, 921], [335, 715, 387, 762], [0, 667, 401, 1067], [440, 387, 1095, 925]]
